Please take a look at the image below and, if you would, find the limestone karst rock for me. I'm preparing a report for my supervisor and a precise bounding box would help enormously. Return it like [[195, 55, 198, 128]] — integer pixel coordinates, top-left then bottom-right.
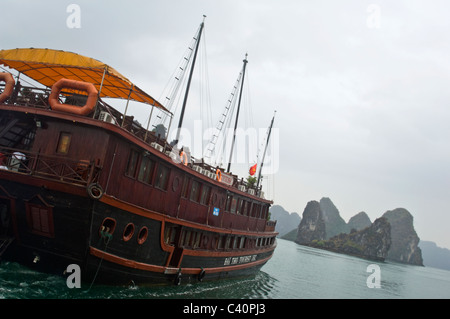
[[295, 201, 326, 244], [347, 211, 372, 231], [382, 208, 423, 266]]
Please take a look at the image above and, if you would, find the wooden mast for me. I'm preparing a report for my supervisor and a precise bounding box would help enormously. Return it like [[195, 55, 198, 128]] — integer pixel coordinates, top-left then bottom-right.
[[256, 111, 276, 189], [174, 15, 206, 147], [226, 53, 248, 173]]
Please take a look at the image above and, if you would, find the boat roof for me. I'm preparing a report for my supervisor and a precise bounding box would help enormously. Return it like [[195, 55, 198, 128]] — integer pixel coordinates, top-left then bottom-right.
[[0, 48, 168, 112]]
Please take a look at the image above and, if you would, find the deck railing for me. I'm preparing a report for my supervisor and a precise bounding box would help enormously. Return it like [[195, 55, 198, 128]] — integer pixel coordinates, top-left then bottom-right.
[[265, 220, 277, 232], [0, 83, 265, 198], [0, 147, 100, 187]]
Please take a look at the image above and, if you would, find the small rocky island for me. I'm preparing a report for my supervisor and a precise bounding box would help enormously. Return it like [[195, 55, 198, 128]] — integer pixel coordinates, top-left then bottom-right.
[[293, 198, 423, 265]]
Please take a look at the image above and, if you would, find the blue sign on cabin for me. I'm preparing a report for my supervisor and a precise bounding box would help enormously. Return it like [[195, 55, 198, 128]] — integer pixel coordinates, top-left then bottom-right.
[[213, 207, 220, 216]]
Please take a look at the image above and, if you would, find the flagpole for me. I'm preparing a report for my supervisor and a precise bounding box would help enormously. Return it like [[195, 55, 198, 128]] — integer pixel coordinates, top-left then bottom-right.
[[256, 111, 276, 189]]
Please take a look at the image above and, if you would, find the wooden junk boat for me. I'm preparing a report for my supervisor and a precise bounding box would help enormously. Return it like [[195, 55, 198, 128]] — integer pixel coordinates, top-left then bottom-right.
[[0, 22, 277, 286]]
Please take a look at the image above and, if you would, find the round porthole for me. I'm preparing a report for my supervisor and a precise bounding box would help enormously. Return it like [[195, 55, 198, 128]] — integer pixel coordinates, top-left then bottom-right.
[[137, 226, 149, 245], [123, 223, 135, 242], [99, 217, 116, 237]]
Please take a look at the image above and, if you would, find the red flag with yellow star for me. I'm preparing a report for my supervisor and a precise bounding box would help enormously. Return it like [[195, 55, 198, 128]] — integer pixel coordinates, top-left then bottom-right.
[[249, 163, 257, 176]]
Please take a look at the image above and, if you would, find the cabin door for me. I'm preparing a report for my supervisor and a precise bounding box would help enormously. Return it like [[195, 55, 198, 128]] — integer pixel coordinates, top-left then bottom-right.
[[165, 173, 183, 217], [168, 226, 184, 268]]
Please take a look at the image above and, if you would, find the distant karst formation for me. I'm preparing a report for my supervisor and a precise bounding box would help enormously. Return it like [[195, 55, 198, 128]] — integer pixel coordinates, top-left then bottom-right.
[[290, 197, 423, 265], [268, 205, 301, 237], [303, 217, 392, 261], [296, 201, 326, 244], [382, 208, 423, 266]]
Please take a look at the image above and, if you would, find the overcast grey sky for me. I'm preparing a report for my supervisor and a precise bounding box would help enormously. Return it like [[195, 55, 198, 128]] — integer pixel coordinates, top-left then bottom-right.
[[3, 0, 450, 249]]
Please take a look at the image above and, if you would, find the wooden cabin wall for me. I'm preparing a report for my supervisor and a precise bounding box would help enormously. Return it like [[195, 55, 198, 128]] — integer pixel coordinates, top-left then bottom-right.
[[98, 132, 270, 233], [32, 120, 109, 164]]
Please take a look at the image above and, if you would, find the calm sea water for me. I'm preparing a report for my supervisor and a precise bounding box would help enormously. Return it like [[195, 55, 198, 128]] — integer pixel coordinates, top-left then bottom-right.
[[1, 238, 449, 299]]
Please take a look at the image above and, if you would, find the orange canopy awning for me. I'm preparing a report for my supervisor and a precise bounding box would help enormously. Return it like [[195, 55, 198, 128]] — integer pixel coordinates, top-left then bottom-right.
[[0, 48, 168, 112]]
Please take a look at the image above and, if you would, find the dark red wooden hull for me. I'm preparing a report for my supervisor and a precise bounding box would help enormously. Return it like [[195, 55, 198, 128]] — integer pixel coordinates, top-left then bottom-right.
[[0, 176, 275, 286], [0, 102, 277, 286]]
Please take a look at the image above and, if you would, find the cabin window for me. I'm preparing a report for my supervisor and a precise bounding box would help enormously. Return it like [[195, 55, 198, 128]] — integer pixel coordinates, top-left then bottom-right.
[[232, 237, 238, 249], [246, 202, 252, 216], [193, 232, 201, 248], [190, 180, 200, 202], [56, 132, 71, 154], [239, 237, 246, 249], [200, 185, 210, 205], [181, 176, 190, 198], [259, 205, 264, 219], [183, 230, 191, 247], [164, 226, 177, 245], [138, 156, 155, 184], [262, 205, 268, 220], [230, 197, 238, 214], [225, 236, 231, 249], [225, 195, 232, 212], [255, 205, 261, 218], [218, 236, 225, 250], [252, 204, 260, 217], [200, 233, 208, 249], [259, 205, 265, 219], [242, 201, 248, 216], [155, 164, 170, 190], [26, 203, 54, 238], [237, 199, 245, 215], [179, 230, 186, 247], [126, 149, 139, 177]]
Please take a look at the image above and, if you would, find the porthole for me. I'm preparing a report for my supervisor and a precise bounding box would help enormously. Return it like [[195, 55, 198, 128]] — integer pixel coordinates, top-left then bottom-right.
[[137, 226, 149, 245], [100, 217, 116, 237], [123, 223, 135, 242]]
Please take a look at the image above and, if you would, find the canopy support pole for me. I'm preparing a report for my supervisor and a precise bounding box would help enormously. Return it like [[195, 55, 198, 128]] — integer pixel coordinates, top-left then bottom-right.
[[121, 84, 134, 127], [93, 67, 108, 118], [167, 113, 174, 139], [144, 103, 156, 142], [98, 67, 107, 97]]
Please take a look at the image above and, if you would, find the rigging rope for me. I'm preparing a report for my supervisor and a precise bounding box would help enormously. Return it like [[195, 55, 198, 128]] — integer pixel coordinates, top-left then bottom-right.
[[151, 25, 200, 132], [199, 26, 213, 157], [85, 231, 112, 292], [204, 69, 243, 166]]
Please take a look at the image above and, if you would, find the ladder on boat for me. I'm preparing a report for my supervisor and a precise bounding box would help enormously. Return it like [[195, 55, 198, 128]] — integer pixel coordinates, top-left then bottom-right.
[[0, 236, 14, 259], [204, 70, 244, 163]]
